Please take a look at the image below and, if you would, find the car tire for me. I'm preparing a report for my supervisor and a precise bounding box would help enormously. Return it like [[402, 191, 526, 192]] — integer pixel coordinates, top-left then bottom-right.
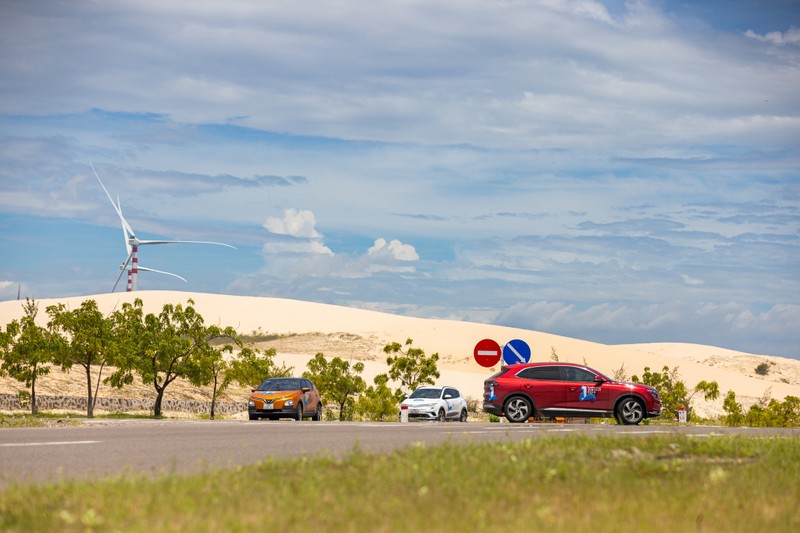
[[616, 397, 645, 425], [459, 409, 468, 422], [504, 396, 533, 423], [295, 404, 304, 421], [312, 403, 322, 421], [437, 409, 446, 422]]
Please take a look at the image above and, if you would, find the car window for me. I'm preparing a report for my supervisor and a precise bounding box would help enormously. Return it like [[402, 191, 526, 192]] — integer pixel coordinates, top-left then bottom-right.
[[516, 366, 560, 381], [562, 367, 597, 383], [409, 388, 443, 399], [257, 378, 301, 391], [488, 368, 510, 379]]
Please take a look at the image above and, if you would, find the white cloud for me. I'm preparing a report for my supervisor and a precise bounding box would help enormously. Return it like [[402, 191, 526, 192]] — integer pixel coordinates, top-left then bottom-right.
[[745, 27, 800, 46], [680, 274, 704, 286], [367, 238, 420, 262], [264, 209, 322, 238], [262, 241, 333, 256]]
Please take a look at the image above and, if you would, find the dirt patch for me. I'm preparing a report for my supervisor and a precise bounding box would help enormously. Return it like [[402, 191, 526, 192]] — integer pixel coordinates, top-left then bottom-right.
[[252, 332, 386, 361]]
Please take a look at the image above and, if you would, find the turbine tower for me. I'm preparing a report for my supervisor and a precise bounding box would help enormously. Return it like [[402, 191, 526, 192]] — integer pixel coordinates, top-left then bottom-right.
[[91, 161, 235, 292]]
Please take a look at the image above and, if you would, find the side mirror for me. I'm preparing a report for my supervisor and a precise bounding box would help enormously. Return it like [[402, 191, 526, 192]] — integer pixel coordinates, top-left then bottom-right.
[[251, 388, 257, 392], [594, 376, 606, 384], [443, 394, 453, 400], [302, 387, 311, 393]]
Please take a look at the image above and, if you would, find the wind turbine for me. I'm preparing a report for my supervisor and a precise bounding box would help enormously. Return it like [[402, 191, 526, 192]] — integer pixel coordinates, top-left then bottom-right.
[[91, 161, 236, 292]]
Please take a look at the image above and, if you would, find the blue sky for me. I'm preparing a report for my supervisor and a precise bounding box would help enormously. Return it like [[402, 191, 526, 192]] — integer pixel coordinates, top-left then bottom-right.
[[1, 0, 798, 358]]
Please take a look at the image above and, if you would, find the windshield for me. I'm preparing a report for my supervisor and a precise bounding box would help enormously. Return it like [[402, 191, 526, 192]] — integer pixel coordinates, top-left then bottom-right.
[[257, 378, 303, 392], [409, 388, 442, 399]]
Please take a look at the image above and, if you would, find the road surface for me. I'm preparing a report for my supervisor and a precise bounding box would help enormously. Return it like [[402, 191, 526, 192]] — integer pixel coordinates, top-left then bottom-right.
[[1, 420, 797, 487]]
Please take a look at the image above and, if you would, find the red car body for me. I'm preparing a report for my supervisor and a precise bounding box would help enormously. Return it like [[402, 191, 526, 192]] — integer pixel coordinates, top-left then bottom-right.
[[483, 362, 661, 425]]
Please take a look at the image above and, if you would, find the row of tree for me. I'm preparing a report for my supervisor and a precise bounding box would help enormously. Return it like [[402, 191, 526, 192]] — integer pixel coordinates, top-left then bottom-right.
[[628, 364, 799, 427], [722, 389, 800, 427], [0, 298, 442, 421], [0, 298, 291, 418]]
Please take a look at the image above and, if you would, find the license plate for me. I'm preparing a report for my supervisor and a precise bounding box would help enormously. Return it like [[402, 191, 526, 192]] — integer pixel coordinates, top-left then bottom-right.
[[262, 403, 273, 410]]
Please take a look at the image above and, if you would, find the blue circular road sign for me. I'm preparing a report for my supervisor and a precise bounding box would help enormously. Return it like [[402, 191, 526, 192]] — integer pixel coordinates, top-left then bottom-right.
[[502, 339, 531, 365]]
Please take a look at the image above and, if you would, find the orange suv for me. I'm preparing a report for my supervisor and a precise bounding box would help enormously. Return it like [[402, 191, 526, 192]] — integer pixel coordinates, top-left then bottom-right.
[[248, 377, 323, 421]]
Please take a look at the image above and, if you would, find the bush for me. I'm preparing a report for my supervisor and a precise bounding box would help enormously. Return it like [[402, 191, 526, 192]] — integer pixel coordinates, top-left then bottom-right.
[[755, 362, 769, 376]]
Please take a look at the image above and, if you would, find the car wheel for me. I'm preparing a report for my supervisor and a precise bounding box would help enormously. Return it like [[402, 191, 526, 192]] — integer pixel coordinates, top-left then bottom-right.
[[616, 397, 644, 425], [504, 396, 532, 423], [295, 404, 304, 421], [459, 409, 468, 422], [437, 409, 446, 422], [312, 403, 322, 421]]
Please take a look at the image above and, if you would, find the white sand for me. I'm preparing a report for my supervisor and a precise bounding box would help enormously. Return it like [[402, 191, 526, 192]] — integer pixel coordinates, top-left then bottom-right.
[[2, 290, 798, 417]]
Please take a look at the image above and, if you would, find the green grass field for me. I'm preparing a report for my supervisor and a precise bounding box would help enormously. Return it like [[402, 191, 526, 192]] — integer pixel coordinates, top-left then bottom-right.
[[1, 434, 798, 532]]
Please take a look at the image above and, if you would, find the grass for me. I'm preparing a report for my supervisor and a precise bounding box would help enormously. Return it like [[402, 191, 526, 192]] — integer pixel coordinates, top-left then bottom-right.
[[1, 435, 798, 532], [0, 412, 191, 428], [0, 413, 50, 428]]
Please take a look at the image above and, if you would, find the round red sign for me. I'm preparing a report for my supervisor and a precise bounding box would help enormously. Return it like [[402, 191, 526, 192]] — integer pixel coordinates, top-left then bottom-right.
[[473, 338, 502, 367]]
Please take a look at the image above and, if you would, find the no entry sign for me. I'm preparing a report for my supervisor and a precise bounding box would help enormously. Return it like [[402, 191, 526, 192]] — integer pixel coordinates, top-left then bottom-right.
[[474, 338, 502, 367]]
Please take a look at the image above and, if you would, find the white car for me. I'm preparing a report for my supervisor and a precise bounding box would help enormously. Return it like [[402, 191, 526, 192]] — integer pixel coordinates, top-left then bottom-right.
[[399, 386, 469, 422]]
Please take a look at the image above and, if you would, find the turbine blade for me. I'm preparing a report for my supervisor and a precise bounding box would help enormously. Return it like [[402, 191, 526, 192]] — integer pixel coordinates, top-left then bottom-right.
[[112, 253, 133, 292], [137, 239, 236, 249], [137, 266, 188, 283], [117, 196, 132, 255], [90, 160, 136, 239]]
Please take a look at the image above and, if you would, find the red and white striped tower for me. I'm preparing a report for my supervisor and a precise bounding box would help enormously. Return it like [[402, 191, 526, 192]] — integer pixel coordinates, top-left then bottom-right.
[[129, 243, 139, 291]]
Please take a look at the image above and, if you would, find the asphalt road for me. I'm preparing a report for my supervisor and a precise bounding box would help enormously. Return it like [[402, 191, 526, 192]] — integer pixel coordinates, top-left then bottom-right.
[[1, 420, 797, 488]]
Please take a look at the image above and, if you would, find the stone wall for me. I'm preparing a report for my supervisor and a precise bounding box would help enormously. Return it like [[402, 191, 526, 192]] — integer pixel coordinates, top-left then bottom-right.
[[0, 393, 247, 415]]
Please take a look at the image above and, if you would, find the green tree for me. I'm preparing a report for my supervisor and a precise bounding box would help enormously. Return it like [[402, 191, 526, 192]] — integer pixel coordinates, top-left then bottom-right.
[[192, 343, 230, 420], [686, 380, 720, 420], [303, 353, 365, 421], [46, 300, 114, 418], [631, 366, 717, 421], [381, 338, 440, 398], [107, 298, 231, 418], [0, 299, 57, 414], [227, 346, 292, 389], [355, 374, 399, 421], [187, 325, 248, 420], [746, 395, 800, 428], [772, 396, 800, 427], [755, 362, 770, 376], [722, 390, 744, 426]]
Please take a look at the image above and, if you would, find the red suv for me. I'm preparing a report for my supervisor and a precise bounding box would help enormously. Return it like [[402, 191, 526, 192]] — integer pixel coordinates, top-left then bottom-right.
[[483, 362, 661, 425]]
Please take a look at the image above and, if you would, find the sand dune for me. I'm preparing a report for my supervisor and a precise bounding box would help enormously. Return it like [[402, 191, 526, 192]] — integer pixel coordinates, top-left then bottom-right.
[[2, 290, 798, 417]]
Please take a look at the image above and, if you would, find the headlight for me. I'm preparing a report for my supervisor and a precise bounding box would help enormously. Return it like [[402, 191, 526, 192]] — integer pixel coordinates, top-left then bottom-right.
[[285, 400, 294, 407], [248, 400, 255, 407]]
